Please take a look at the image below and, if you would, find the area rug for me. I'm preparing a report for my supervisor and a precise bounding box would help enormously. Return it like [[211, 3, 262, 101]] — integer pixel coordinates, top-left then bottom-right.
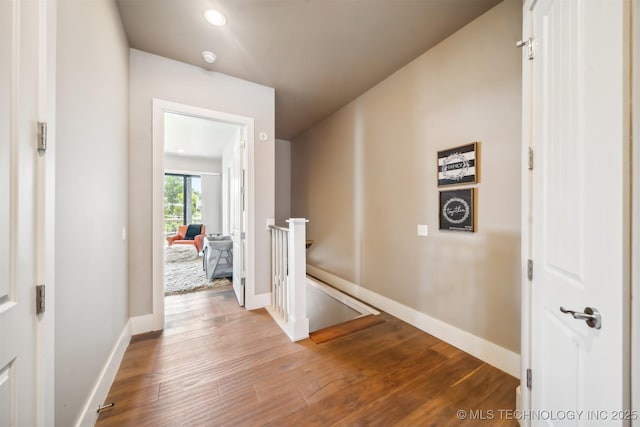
[[165, 246, 231, 295], [165, 244, 199, 263]]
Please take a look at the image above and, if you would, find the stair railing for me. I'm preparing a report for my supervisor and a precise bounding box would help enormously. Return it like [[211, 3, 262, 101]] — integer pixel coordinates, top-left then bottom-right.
[[267, 218, 309, 341]]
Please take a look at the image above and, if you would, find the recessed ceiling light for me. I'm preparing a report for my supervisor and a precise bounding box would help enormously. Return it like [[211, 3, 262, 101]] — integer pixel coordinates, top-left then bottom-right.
[[202, 51, 216, 64], [204, 9, 226, 26]]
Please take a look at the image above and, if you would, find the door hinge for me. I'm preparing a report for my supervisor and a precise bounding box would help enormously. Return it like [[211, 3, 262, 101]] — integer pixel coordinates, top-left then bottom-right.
[[516, 37, 534, 60], [526, 368, 532, 389], [527, 259, 533, 281], [37, 122, 47, 153], [36, 284, 45, 314], [528, 147, 534, 170], [241, 278, 246, 286]]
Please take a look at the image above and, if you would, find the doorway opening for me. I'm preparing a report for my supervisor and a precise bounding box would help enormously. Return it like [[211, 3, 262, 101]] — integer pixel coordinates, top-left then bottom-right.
[[162, 112, 241, 298], [151, 100, 254, 330]]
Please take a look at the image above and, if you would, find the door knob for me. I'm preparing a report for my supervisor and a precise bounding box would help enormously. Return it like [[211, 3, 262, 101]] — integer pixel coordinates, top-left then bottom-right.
[[560, 306, 602, 329]]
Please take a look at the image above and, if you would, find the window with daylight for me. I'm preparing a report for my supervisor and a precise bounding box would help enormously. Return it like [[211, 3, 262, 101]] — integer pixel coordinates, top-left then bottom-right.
[[164, 173, 202, 236]]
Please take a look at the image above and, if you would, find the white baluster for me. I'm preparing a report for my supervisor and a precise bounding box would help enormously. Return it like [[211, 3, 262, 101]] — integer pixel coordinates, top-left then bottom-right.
[[276, 229, 282, 315], [271, 228, 276, 309], [279, 229, 285, 316]]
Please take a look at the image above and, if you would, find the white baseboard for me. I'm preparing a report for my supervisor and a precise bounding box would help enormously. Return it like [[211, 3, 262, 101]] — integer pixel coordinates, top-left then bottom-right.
[[307, 265, 520, 378], [264, 304, 309, 342], [246, 291, 271, 310], [130, 313, 159, 335], [74, 319, 131, 427]]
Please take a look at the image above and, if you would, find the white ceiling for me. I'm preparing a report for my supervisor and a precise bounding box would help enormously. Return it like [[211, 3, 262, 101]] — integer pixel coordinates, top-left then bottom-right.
[[116, 0, 501, 140], [164, 112, 242, 159]]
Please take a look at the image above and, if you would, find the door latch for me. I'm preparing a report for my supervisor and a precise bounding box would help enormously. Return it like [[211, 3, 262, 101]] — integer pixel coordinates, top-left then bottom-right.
[[559, 306, 601, 329]]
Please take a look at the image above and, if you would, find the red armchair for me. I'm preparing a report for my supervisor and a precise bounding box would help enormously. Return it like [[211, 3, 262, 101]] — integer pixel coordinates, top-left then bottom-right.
[[167, 224, 206, 253]]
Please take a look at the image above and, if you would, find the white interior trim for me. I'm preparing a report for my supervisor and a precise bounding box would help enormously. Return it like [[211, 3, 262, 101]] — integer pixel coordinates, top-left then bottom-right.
[[150, 99, 256, 333], [74, 320, 131, 427], [130, 313, 156, 336], [632, 0, 639, 423], [264, 304, 288, 334], [243, 124, 258, 310], [307, 265, 521, 377], [164, 169, 221, 177], [39, 0, 57, 424], [249, 292, 271, 311], [519, 0, 534, 423]]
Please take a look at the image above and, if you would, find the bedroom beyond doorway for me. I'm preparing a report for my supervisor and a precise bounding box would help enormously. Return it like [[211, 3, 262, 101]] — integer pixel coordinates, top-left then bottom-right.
[[161, 111, 244, 299]]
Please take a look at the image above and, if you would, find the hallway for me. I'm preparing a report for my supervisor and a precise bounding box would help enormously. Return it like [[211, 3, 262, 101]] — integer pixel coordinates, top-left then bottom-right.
[[96, 287, 518, 426]]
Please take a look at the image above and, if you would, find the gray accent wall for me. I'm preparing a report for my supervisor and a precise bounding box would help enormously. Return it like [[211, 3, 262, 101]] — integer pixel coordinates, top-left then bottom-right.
[[55, 0, 130, 425], [292, 0, 522, 353]]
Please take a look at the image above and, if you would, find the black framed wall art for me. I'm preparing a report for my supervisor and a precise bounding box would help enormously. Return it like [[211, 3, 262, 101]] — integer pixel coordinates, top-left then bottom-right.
[[439, 188, 475, 232], [437, 142, 478, 186]]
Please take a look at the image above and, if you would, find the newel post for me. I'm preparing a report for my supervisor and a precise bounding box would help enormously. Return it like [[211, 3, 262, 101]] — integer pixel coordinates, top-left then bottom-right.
[[286, 218, 309, 341]]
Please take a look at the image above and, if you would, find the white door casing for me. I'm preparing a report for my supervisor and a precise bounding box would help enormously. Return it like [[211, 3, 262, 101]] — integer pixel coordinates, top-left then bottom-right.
[[524, 0, 631, 425], [148, 100, 255, 333], [231, 132, 247, 306], [0, 0, 55, 425], [633, 1, 640, 425]]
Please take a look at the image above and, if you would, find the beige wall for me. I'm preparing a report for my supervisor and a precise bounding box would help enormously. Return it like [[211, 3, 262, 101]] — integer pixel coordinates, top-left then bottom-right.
[[129, 49, 275, 315], [292, 0, 522, 352], [55, 0, 129, 424], [275, 139, 292, 224]]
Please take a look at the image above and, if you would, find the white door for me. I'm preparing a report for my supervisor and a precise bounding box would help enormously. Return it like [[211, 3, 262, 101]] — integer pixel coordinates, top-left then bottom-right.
[[0, 0, 52, 425], [525, 0, 630, 424], [231, 135, 247, 306]]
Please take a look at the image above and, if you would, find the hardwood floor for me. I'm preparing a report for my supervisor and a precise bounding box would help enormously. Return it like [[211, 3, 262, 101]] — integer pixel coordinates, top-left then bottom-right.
[[96, 287, 519, 426]]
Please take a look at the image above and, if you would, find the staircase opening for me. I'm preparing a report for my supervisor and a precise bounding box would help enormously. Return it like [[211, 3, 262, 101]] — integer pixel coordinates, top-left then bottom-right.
[[306, 275, 378, 332]]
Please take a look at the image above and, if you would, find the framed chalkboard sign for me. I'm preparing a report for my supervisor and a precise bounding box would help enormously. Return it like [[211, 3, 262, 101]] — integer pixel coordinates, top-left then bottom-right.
[[439, 188, 475, 232], [437, 142, 478, 186]]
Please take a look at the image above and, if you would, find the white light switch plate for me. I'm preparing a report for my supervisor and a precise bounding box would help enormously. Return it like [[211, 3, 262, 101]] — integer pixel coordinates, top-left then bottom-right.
[[417, 224, 428, 237]]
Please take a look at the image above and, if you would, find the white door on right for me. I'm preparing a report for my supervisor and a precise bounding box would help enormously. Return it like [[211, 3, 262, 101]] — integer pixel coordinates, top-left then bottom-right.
[[528, 0, 630, 425]]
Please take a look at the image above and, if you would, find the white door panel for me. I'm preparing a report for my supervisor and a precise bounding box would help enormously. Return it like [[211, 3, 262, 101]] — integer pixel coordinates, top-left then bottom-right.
[[0, 0, 44, 425], [526, 0, 630, 424]]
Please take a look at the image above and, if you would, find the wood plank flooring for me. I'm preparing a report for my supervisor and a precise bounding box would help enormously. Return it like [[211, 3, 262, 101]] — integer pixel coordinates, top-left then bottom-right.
[[96, 287, 519, 426], [309, 315, 386, 344]]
